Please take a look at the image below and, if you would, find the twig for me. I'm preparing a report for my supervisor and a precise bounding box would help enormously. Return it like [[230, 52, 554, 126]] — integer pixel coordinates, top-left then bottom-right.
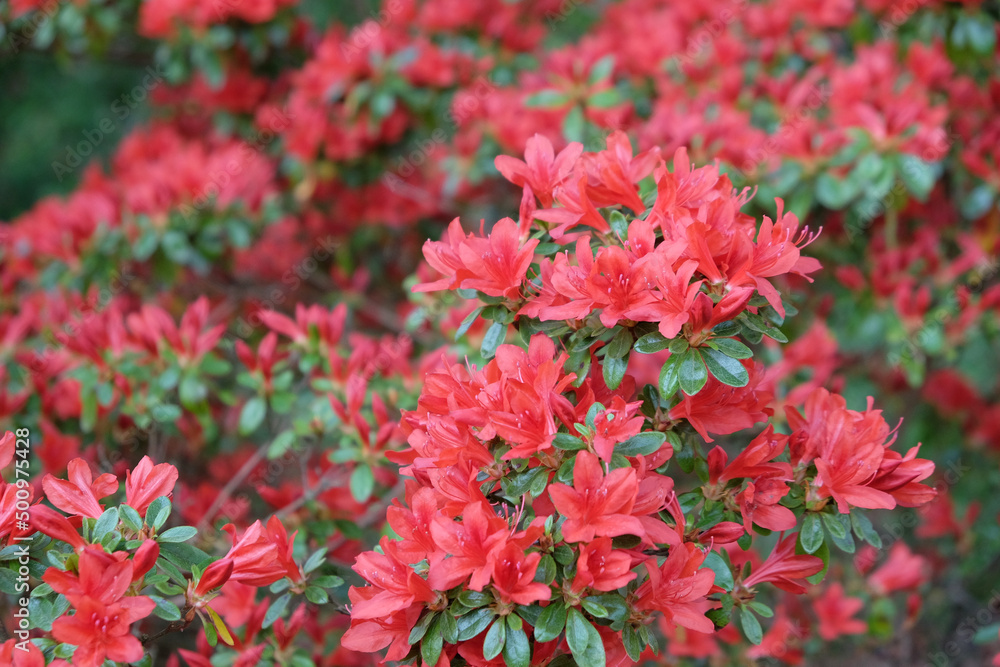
[[273, 467, 347, 520], [196, 441, 270, 532]]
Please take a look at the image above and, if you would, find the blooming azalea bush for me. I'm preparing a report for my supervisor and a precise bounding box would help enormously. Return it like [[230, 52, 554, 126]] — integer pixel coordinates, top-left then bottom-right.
[[1, 0, 1000, 665]]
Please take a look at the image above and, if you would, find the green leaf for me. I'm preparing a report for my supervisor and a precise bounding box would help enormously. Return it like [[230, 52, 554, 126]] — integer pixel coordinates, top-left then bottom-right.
[[534, 601, 567, 643], [701, 551, 734, 592], [149, 595, 182, 621], [623, 624, 642, 661], [350, 464, 375, 503], [146, 497, 171, 530], [815, 172, 858, 209], [634, 332, 671, 354], [305, 586, 329, 604], [263, 592, 291, 629], [580, 598, 608, 618], [483, 618, 507, 660], [267, 430, 296, 460], [456, 307, 484, 341], [678, 349, 708, 395], [588, 55, 615, 84], [565, 607, 590, 658], [658, 355, 680, 399], [602, 353, 629, 391], [481, 321, 507, 359], [311, 575, 343, 589], [896, 154, 936, 202], [524, 89, 572, 108], [799, 514, 824, 554], [707, 337, 753, 359], [441, 612, 459, 643], [304, 547, 327, 573], [587, 89, 621, 109], [616, 432, 666, 457], [179, 374, 207, 408], [851, 512, 883, 548], [827, 516, 856, 553], [534, 554, 556, 585], [502, 625, 531, 667], [158, 526, 198, 543], [562, 105, 585, 143], [566, 607, 605, 667], [820, 512, 847, 539], [239, 396, 267, 435], [605, 328, 632, 358], [410, 612, 438, 644], [421, 616, 444, 667], [701, 347, 749, 387], [804, 540, 831, 585], [93, 507, 119, 541], [739, 608, 763, 645], [458, 608, 496, 640], [458, 590, 493, 608], [553, 433, 587, 451]]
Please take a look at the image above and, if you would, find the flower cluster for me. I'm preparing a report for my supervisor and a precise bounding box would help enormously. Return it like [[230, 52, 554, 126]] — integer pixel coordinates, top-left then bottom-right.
[[343, 137, 937, 665]]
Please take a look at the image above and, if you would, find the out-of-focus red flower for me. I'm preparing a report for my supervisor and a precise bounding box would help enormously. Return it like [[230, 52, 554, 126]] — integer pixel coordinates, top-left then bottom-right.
[[813, 583, 867, 640]]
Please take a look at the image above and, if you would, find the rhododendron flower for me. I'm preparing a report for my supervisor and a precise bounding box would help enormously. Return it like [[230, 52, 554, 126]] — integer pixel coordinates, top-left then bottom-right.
[[489, 542, 551, 605], [415, 217, 538, 300], [494, 134, 583, 209], [42, 458, 118, 519], [814, 583, 867, 640], [0, 639, 48, 667], [341, 603, 423, 661], [788, 389, 936, 513], [634, 543, 716, 633], [350, 537, 437, 620], [195, 558, 235, 597], [548, 450, 644, 543], [867, 542, 929, 595], [29, 504, 85, 550], [124, 456, 179, 516], [428, 500, 512, 591], [571, 537, 636, 592], [221, 520, 286, 587], [52, 595, 156, 667], [744, 535, 824, 595]]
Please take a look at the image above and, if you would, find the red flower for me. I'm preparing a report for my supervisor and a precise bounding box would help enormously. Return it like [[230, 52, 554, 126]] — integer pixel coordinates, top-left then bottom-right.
[[341, 602, 422, 661], [195, 558, 234, 597], [51, 595, 155, 667], [0, 639, 49, 667], [124, 456, 179, 516], [458, 218, 539, 300], [489, 542, 551, 606], [494, 134, 582, 208], [221, 520, 286, 587], [634, 543, 716, 633], [42, 458, 118, 519], [44, 546, 156, 667], [415, 217, 538, 300], [571, 537, 636, 593], [548, 450, 644, 543], [737, 478, 796, 533], [350, 536, 437, 620], [29, 505, 85, 551], [588, 397, 644, 462], [867, 542, 929, 595], [743, 535, 824, 595], [814, 583, 867, 640], [788, 389, 936, 513], [428, 500, 511, 591]]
